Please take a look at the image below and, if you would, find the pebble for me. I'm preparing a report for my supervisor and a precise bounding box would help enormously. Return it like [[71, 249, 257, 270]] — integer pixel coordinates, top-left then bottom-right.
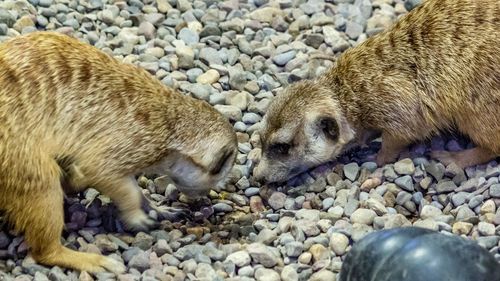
[[255, 268, 281, 281], [343, 163, 360, 181], [394, 158, 415, 175], [196, 69, 220, 84], [329, 232, 349, 255], [268, 192, 287, 210], [248, 243, 280, 268], [350, 208, 377, 225], [394, 175, 414, 192]]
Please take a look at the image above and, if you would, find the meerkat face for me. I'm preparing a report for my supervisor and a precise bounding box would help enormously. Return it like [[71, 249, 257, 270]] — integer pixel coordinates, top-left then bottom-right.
[[253, 81, 355, 184], [166, 144, 237, 198]]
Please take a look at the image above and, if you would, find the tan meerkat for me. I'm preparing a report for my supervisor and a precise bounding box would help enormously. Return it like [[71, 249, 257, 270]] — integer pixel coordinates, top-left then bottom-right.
[[0, 31, 237, 273], [253, 0, 500, 184]]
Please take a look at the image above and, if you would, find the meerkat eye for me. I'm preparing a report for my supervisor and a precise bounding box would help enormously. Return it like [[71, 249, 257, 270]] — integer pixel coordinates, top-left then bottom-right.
[[269, 143, 291, 155], [319, 117, 339, 140]]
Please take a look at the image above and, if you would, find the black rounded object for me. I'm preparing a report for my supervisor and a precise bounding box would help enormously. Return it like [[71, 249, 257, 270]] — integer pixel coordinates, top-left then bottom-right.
[[339, 227, 500, 281]]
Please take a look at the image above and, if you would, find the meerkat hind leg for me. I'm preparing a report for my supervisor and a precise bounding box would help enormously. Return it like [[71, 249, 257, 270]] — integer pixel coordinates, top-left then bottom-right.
[[5, 173, 125, 273], [431, 147, 496, 169], [376, 132, 411, 166]]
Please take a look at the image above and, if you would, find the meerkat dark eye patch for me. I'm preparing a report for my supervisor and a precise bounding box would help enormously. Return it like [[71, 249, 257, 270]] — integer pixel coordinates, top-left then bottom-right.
[[319, 117, 339, 140], [269, 143, 291, 155]]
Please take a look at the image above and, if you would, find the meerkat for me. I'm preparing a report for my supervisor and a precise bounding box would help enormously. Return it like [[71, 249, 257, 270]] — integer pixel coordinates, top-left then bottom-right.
[[0, 31, 237, 273], [253, 0, 500, 184]]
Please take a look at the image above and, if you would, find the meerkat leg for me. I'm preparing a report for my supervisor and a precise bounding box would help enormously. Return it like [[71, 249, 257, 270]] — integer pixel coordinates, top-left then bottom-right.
[[431, 147, 496, 169], [376, 132, 411, 166], [96, 176, 190, 231], [2, 164, 125, 273]]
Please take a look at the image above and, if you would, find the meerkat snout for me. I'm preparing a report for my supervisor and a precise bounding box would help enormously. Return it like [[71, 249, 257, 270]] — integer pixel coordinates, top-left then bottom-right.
[[253, 81, 355, 184], [157, 141, 237, 198]]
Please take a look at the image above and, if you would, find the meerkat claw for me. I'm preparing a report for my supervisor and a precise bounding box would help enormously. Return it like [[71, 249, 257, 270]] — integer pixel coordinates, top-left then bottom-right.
[[156, 206, 193, 221]]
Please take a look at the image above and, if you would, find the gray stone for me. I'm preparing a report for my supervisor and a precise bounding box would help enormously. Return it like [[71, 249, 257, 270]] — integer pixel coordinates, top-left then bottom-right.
[[178, 28, 199, 45], [394, 158, 415, 175], [213, 203, 233, 213], [285, 241, 304, 257], [128, 251, 149, 272], [345, 21, 364, 39], [395, 175, 414, 192], [490, 184, 500, 198], [435, 180, 457, 193], [255, 268, 281, 281], [272, 50, 296, 66], [225, 251, 251, 267], [343, 163, 360, 181], [199, 47, 223, 65], [350, 208, 376, 225], [248, 243, 280, 267], [268, 192, 287, 210]]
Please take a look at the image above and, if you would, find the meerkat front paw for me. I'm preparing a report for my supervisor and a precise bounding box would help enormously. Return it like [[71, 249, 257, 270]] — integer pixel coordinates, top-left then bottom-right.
[[155, 205, 193, 221], [122, 210, 158, 232]]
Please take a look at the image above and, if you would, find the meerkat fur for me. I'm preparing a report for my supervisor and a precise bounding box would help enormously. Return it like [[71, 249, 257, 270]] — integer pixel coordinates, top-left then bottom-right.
[[0, 31, 237, 273], [254, 0, 500, 184]]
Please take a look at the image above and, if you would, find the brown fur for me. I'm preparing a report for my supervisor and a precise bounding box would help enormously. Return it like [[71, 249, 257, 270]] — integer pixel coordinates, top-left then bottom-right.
[[254, 0, 500, 184], [0, 31, 237, 273]]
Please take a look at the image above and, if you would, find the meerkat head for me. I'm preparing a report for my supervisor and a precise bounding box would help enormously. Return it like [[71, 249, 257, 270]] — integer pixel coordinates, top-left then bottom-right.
[[160, 101, 238, 199], [253, 79, 355, 184]]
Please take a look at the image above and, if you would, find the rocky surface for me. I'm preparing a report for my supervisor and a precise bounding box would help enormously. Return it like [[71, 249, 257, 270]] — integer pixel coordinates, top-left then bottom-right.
[[1, 0, 499, 280]]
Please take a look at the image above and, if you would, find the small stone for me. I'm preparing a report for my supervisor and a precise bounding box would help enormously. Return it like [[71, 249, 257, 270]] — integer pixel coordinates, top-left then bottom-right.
[[452, 222, 473, 235], [138, 22, 155, 40], [281, 265, 299, 281], [213, 203, 233, 213], [195, 263, 217, 280], [350, 208, 377, 225], [249, 7, 283, 23], [255, 268, 281, 281], [248, 243, 280, 268], [435, 180, 457, 193], [420, 205, 442, 219], [268, 192, 287, 210], [309, 244, 330, 262], [272, 50, 296, 66], [285, 241, 304, 257], [176, 46, 195, 69], [394, 175, 414, 192], [128, 250, 149, 272], [298, 252, 312, 264], [345, 21, 364, 39], [309, 270, 337, 281], [196, 69, 220, 84], [225, 251, 251, 267], [13, 16, 34, 33], [425, 162, 445, 181], [394, 158, 415, 175], [480, 199, 496, 214], [344, 163, 360, 181], [305, 34, 324, 48], [329, 232, 349, 255], [490, 184, 500, 198], [478, 222, 496, 236], [323, 25, 350, 52]]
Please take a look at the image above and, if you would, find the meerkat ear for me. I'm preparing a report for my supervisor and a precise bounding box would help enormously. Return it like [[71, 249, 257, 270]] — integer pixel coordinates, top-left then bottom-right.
[[318, 116, 339, 141]]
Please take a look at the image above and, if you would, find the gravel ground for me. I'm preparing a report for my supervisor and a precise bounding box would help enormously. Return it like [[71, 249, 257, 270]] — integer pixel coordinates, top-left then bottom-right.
[[1, 0, 499, 280]]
